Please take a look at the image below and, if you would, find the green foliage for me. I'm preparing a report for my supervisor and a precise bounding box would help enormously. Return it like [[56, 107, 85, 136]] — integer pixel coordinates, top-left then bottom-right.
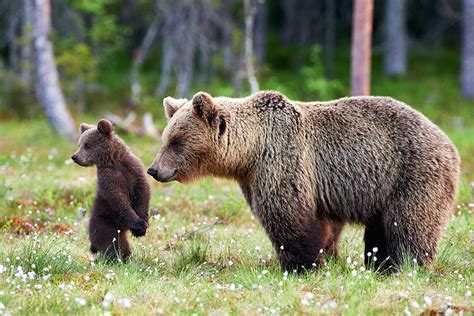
[[67, 0, 113, 13], [66, 0, 130, 60], [56, 42, 96, 82], [0, 69, 37, 119], [299, 46, 344, 100]]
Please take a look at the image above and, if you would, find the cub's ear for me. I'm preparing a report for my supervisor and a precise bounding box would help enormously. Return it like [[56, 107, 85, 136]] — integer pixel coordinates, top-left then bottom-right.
[[97, 119, 113, 135], [79, 123, 93, 134], [192, 92, 217, 123], [163, 97, 187, 119]]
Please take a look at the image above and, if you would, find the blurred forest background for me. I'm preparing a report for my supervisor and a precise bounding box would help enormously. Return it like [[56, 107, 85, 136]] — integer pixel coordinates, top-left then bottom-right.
[[1, 2, 474, 313], [0, 0, 473, 141]]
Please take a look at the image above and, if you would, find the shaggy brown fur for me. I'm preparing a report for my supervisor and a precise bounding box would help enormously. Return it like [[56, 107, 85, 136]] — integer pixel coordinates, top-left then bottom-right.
[[148, 92, 460, 272], [72, 119, 150, 260]]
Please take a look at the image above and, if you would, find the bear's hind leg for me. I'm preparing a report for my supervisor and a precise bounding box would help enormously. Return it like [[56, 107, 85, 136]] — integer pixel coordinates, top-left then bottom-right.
[[89, 217, 131, 261], [364, 214, 390, 271], [382, 195, 450, 269], [383, 215, 438, 268], [323, 220, 344, 258]]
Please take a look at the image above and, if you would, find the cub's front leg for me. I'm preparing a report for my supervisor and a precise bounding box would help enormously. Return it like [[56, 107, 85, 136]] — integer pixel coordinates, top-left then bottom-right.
[[131, 176, 151, 237]]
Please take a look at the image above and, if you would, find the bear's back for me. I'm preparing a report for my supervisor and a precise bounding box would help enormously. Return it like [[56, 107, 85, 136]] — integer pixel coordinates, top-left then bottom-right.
[[300, 96, 459, 223]]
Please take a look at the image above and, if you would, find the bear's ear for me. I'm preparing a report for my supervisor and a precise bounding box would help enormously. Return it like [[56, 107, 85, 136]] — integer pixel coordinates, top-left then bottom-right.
[[79, 123, 93, 134], [163, 97, 187, 120], [97, 119, 113, 135], [192, 92, 217, 123]]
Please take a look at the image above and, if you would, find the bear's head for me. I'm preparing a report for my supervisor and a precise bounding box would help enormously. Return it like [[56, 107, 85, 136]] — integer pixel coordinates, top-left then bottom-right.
[[71, 119, 115, 167], [148, 92, 229, 183]]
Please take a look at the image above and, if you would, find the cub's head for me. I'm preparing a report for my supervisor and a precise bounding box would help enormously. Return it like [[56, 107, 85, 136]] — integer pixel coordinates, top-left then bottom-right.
[[148, 92, 228, 183], [71, 119, 115, 167]]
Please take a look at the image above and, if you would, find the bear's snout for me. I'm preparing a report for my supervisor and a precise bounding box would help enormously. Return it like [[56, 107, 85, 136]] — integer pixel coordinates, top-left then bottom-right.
[[71, 155, 78, 162], [147, 167, 175, 182], [147, 168, 158, 177]]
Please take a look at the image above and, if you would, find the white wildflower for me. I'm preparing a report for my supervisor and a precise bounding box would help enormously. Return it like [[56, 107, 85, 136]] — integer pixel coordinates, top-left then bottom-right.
[[423, 295, 432, 307], [102, 292, 114, 308], [75, 298, 87, 307], [117, 298, 131, 309]]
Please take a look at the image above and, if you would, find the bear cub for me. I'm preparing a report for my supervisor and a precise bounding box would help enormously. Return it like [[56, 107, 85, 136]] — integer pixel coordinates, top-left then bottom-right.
[[72, 119, 150, 260]]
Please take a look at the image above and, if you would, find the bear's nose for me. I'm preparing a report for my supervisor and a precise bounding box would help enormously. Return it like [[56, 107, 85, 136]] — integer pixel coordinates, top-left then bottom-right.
[[147, 168, 158, 177], [71, 155, 78, 162]]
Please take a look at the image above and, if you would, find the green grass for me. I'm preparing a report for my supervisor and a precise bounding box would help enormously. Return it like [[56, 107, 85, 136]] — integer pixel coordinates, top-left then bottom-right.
[[0, 51, 473, 314], [0, 118, 472, 315]]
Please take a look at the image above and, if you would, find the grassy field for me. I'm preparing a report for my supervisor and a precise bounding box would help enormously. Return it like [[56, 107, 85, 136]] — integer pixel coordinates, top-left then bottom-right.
[[0, 115, 472, 315], [1, 53, 474, 314]]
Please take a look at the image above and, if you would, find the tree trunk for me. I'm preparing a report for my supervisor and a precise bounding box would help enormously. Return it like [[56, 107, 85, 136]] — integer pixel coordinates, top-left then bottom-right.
[[324, 0, 336, 79], [384, 0, 407, 76], [7, 14, 19, 71], [244, 0, 259, 94], [351, 0, 374, 96], [176, 4, 197, 98], [20, 0, 34, 87], [130, 13, 160, 105], [33, 0, 76, 140], [254, 1, 267, 66], [461, 0, 474, 100]]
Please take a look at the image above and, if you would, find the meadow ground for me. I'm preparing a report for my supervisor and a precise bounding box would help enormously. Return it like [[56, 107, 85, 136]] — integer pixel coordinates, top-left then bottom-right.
[[0, 113, 472, 315]]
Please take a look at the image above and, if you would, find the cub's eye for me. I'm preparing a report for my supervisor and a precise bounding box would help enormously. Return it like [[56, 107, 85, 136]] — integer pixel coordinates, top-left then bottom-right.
[[84, 143, 92, 149]]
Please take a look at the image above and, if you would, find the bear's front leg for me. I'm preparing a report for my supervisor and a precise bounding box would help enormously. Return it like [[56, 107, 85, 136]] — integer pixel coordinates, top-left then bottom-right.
[[131, 176, 151, 236], [272, 218, 328, 273], [102, 190, 148, 235], [254, 200, 327, 273]]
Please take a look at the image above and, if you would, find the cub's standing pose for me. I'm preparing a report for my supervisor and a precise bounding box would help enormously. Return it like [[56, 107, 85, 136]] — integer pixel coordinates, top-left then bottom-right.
[[72, 119, 150, 260]]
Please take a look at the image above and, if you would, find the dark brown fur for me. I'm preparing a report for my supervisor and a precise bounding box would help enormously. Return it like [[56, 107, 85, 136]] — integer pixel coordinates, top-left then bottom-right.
[[149, 92, 460, 272], [72, 119, 150, 260]]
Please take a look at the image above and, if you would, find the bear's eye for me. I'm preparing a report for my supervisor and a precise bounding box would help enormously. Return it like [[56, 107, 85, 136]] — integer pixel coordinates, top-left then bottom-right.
[[84, 143, 92, 149], [169, 138, 182, 148]]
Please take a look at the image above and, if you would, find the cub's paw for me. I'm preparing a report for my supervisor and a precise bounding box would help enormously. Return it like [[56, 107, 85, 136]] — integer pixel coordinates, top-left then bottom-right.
[[128, 219, 148, 237], [90, 245, 98, 254]]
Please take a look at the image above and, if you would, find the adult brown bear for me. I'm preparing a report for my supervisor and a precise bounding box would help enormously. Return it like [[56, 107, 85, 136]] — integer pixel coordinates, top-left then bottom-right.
[[148, 91, 460, 272]]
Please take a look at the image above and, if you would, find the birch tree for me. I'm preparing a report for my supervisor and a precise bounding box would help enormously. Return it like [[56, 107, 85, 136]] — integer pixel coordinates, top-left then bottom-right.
[[461, 0, 474, 99], [384, 0, 407, 76], [244, 0, 259, 93], [33, 0, 76, 140]]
